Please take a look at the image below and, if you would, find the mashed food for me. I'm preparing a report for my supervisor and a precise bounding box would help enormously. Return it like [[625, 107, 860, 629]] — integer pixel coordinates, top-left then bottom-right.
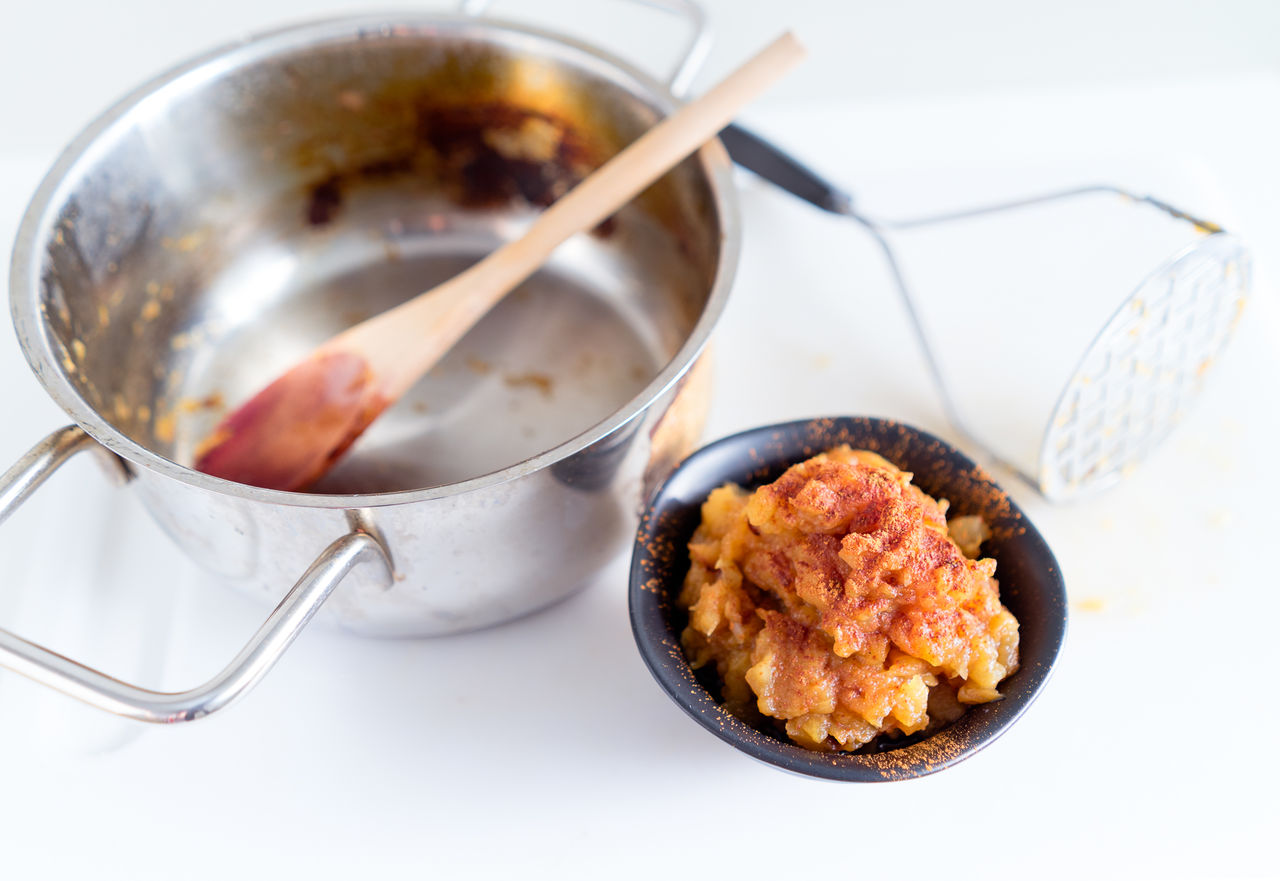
[[679, 446, 1019, 751]]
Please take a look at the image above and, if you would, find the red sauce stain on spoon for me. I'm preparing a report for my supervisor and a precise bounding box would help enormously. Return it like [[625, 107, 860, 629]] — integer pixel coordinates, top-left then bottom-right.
[[194, 351, 389, 492]]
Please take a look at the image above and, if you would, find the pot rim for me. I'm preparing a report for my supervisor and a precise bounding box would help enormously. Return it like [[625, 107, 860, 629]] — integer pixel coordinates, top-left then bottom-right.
[[9, 11, 740, 509]]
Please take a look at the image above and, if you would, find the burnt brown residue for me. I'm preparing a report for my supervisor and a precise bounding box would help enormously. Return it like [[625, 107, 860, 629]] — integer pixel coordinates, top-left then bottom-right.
[[357, 155, 417, 179], [419, 103, 592, 209], [300, 101, 619, 237], [306, 177, 344, 226]]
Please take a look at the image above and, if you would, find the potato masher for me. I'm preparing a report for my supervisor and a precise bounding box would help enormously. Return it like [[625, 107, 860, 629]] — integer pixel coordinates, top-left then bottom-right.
[[720, 125, 1251, 501]]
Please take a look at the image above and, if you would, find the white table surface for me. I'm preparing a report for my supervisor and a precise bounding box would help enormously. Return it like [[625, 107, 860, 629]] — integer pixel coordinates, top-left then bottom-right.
[[1, 4, 1278, 878]]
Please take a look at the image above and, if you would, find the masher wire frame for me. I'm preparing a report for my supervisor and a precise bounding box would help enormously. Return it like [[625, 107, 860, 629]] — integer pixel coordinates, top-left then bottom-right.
[[852, 187, 1250, 501]]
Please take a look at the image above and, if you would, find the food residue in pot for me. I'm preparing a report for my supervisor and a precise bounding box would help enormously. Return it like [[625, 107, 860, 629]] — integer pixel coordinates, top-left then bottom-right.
[[337, 89, 366, 112], [679, 446, 1020, 752], [160, 232, 205, 253], [503, 371, 554, 397], [178, 393, 226, 413], [299, 101, 618, 237]]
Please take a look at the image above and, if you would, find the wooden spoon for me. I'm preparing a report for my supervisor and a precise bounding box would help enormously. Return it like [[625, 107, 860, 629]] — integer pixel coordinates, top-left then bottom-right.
[[195, 32, 806, 491]]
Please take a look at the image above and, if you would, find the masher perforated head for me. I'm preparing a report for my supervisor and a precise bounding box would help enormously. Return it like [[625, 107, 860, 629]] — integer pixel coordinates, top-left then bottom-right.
[[1038, 233, 1249, 500]]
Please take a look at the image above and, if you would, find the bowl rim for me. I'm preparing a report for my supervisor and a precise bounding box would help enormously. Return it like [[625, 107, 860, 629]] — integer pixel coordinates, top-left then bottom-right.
[[629, 415, 1068, 781], [8, 11, 740, 509]]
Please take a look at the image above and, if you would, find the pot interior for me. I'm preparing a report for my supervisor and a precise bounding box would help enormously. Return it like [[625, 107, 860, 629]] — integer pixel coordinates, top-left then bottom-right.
[[26, 18, 726, 493]]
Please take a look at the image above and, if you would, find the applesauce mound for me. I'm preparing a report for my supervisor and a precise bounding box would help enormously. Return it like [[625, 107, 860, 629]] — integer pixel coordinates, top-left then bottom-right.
[[679, 446, 1020, 752]]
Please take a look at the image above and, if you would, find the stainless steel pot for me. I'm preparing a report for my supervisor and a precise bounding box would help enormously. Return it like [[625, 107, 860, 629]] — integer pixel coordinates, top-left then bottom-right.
[[0, 3, 738, 722]]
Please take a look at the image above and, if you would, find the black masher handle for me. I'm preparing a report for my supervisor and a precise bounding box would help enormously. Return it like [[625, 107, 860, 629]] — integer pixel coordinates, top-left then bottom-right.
[[718, 123, 855, 217]]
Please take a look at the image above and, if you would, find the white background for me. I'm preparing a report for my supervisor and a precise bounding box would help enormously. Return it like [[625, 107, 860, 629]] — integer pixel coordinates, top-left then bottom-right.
[[2, 2, 1278, 878]]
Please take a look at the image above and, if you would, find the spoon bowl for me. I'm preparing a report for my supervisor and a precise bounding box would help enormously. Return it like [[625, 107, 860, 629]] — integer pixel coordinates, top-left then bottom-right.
[[629, 416, 1068, 781]]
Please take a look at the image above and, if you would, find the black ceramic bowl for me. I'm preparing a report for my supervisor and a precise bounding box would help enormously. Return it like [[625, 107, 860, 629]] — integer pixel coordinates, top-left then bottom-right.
[[629, 416, 1067, 781]]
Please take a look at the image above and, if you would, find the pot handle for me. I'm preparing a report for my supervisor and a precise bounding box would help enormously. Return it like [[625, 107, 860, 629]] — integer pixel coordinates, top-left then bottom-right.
[[0, 425, 393, 723], [458, 0, 711, 97]]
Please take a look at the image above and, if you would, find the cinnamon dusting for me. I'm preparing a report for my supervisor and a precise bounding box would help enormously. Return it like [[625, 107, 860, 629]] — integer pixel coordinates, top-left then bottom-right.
[[679, 446, 1020, 753]]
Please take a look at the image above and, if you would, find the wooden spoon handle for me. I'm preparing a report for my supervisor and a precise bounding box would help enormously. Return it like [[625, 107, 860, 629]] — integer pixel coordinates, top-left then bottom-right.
[[333, 32, 806, 399]]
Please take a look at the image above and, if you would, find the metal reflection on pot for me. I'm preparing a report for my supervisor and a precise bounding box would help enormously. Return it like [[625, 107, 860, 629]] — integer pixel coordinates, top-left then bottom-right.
[[1, 8, 739, 721]]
